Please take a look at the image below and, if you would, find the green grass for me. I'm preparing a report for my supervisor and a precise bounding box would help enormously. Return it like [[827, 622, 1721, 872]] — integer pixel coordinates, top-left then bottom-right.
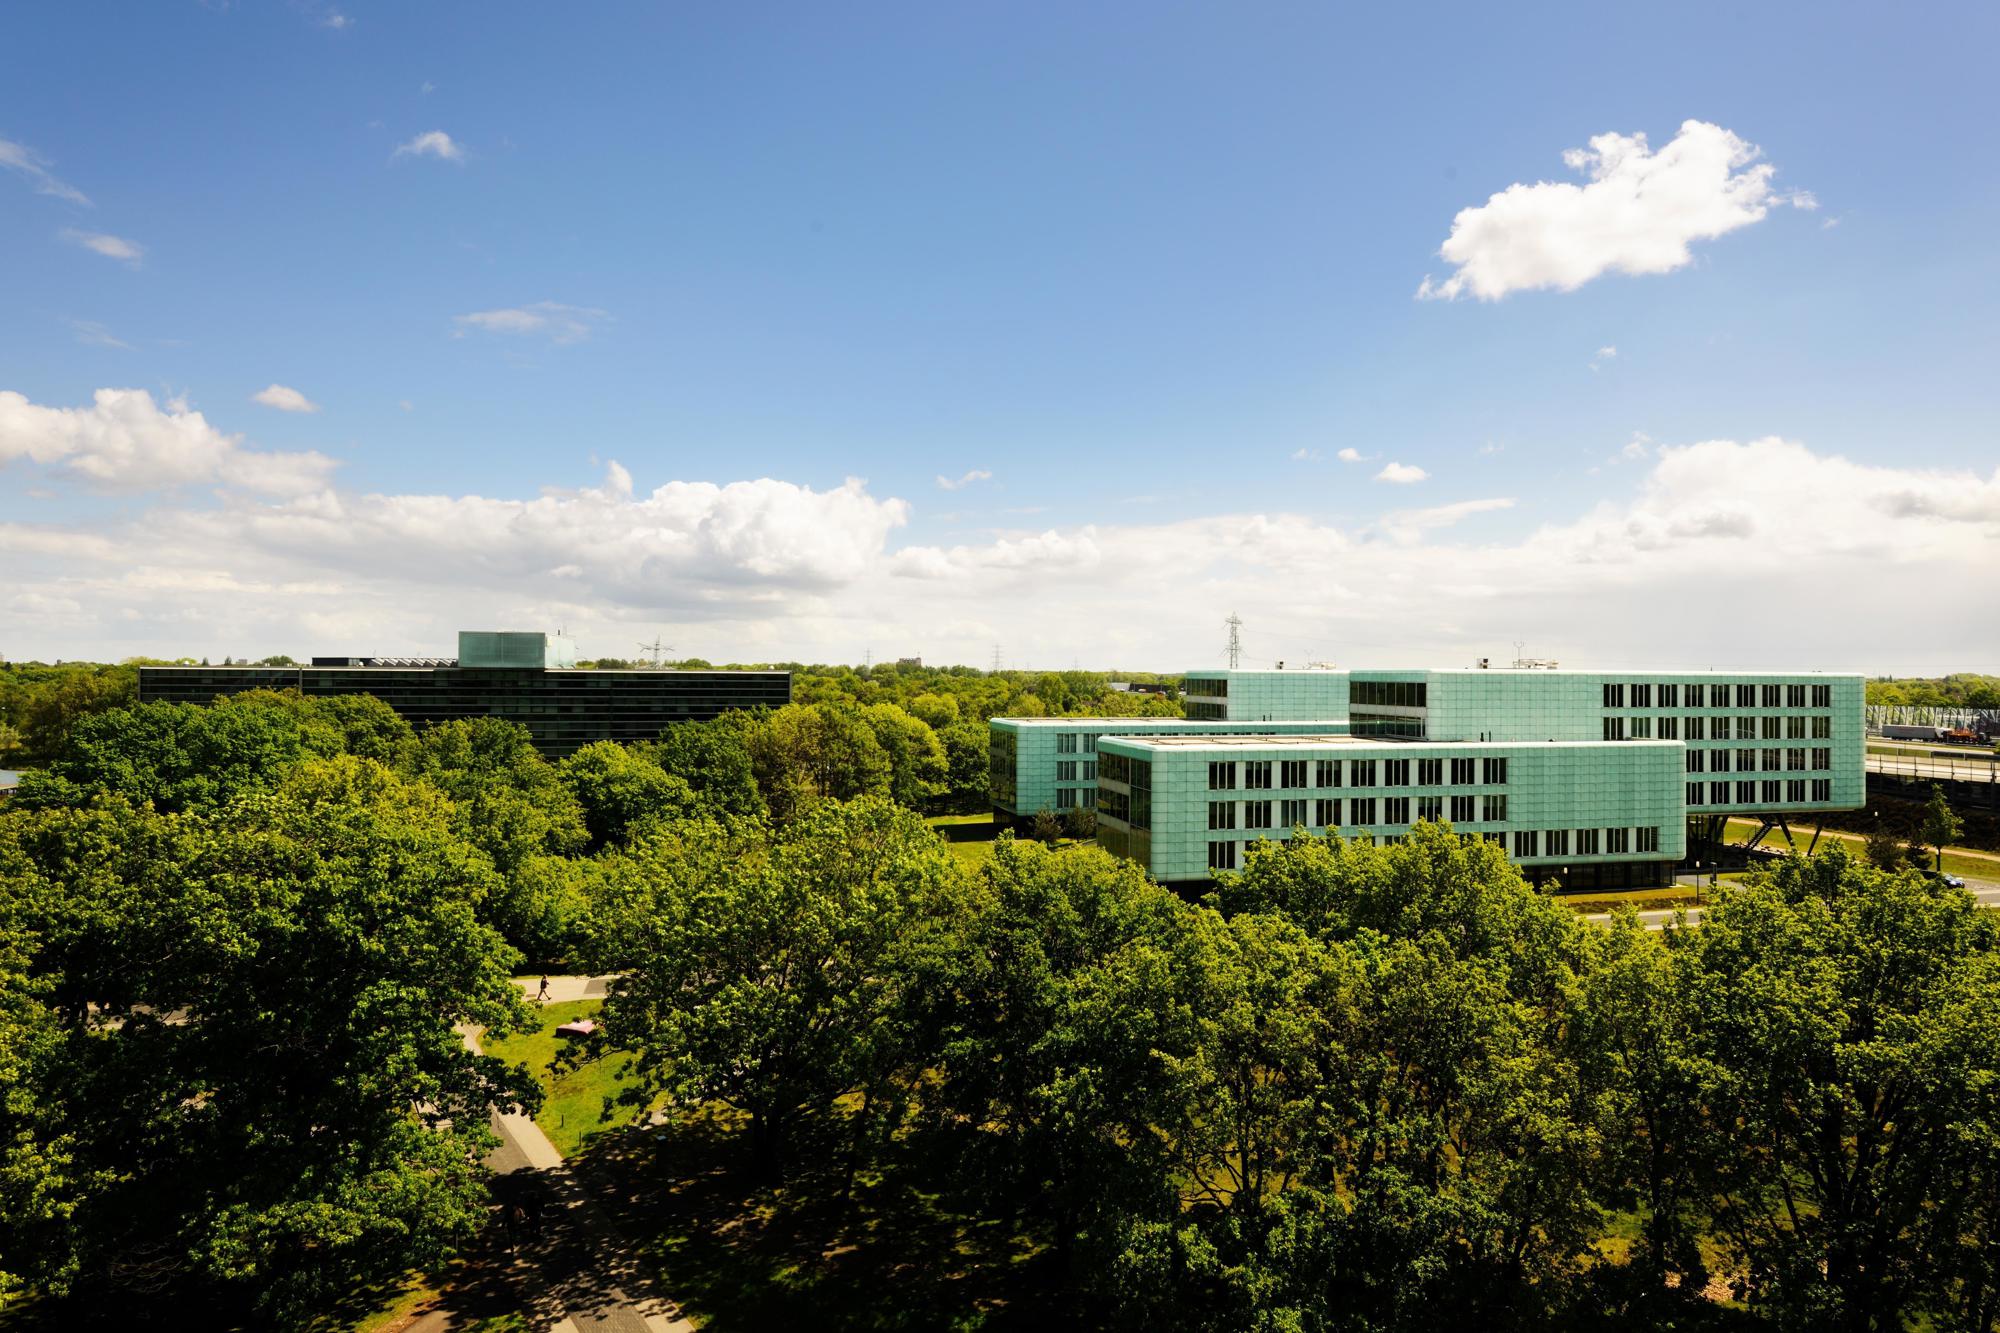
[[1722, 818, 1996, 883], [481, 998, 655, 1157]]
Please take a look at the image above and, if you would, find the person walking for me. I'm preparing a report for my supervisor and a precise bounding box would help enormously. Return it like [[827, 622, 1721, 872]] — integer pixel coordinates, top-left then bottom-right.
[[536, 975, 551, 1004]]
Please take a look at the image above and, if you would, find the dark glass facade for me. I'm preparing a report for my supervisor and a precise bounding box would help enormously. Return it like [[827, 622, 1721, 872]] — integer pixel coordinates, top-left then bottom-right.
[[137, 665, 791, 758]]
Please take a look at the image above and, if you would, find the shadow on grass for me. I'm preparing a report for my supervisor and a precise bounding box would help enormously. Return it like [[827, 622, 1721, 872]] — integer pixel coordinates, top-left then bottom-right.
[[576, 1109, 1082, 1333]]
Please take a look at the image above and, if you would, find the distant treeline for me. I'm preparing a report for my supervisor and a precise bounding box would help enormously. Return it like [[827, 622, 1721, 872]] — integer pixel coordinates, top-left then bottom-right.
[[1868, 674, 2000, 709]]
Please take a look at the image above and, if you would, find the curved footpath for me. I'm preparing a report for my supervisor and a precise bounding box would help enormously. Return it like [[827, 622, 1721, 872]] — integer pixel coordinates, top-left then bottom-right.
[[434, 974, 688, 1333]]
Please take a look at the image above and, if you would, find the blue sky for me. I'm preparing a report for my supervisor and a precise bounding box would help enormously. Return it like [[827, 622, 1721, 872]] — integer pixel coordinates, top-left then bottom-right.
[[3, 2, 1997, 670]]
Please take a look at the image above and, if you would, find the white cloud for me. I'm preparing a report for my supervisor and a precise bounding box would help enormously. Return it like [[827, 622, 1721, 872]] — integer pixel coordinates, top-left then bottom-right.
[[61, 228, 143, 265], [251, 384, 320, 414], [936, 469, 993, 490], [0, 136, 91, 206], [453, 302, 606, 344], [421, 81, 436, 94], [1591, 346, 1618, 371], [70, 319, 130, 349], [1375, 462, 1429, 484], [1478, 442, 1505, 456], [1418, 121, 1813, 302], [1290, 448, 1323, 462], [0, 388, 335, 495], [1336, 448, 1368, 463], [1377, 497, 1516, 545], [392, 130, 463, 163], [322, 10, 351, 29]]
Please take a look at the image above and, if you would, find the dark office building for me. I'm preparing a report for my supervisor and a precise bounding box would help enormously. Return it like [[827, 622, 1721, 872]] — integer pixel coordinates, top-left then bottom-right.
[[137, 631, 791, 758]]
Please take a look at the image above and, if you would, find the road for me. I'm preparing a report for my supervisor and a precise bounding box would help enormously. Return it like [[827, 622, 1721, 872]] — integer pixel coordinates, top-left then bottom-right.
[[1589, 873, 2000, 932]]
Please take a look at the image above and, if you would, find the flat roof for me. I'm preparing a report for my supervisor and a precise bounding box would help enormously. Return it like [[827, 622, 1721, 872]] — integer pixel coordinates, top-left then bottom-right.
[[1101, 734, 1685, 751], [1348, 667, 1863, 678], [136, 664, 788, 676], [989, 715, 1339, 728]]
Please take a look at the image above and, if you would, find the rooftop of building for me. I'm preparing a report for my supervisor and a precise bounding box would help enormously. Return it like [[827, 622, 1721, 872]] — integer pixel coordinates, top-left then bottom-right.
[[1099, 733, 1686, 751], [989, 715, 1340, 728]]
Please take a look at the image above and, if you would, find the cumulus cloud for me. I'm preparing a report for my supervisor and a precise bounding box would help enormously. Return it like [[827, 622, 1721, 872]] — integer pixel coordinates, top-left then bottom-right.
[[0, 388, 335, 495], [251, 384, 320, 414], [1591, 346, 1618, 371], [61, 228, 143, 265], [1375, 462, 1429, 484], [453, 302, 606, 344], [936, 469, 993, 490], [1336, 448, 1369, 463], [1291, 448, 1323, 462], [1418, 121, 1813, 302], [393, 130, 463, 163], [0, 136, 91, 206]]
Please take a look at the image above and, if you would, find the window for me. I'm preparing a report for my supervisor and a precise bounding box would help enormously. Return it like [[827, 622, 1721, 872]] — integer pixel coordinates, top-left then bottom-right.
[[1737, 684, 1757, 708], [1637, 827, 1659, 854], [1602, 682, 1626, 708], [1083, 734, 1099, 753], [1083, 789, 1096, 808], [1450, 757, 1476, 784], [1349, 680, 1430, 708], [1763, 780, 1781, 803], [1786, 747, 1806, 771], [1787, 684, 1806, 707], [1315, 798, 1339, 826], [1099, 789, 1130, 822], [1418, 758, 1442, 785], [1383, 758, 1410, 786], [1384, 796, 1410, 824], [1687, 782, 1705, 805], [1631, 716, 1653, 739], [1315, 759, 1339, 787], [1281, 759, 1308, 788], [1513, 830, 1540, 858], [1659, 683, 1679, 708], [1762, 716, 1782, 739], [1813, 716, 1832, 738], [1686, 716, 1706, 740], [1245, 800, 1274, 829], [1737, 749, 1758, 772], [1735, 716, 1758, 740], [1761, 749, 1782, 772], [1686, 749, 1706, 773], [1714, 748, 1733, 771], [1632, 683, 1652, 708], [1245, 761, 1273, 790], [1056, 788, 1076, 808], [1350, 797, 1377, 824], [1209, 841, 1237, 871], [1603, 716, 1627, 741], [1787, 779, 1806, 802], [1056, 761, 1077, 781], [1607, 827, 1631, 854], [1482, 757, 1509, 784], [1812, 747, 1831, 770], [1082, 762, 1096, 781], [1056, 733, 1078, 754], [1812, 779, 1832, 801], [1188, 677, 1228, 698], [1282, 798, 1308, 826], [1787, 715, 1806, 738], [1737, 780, 1756, 804], [1711, 781, 1730, 805], [1813, 684, 1832, 708], [1482, 794, 1508, 821], [1351, 760, 1377, 787], [1546, 828, 1570, 856], [1417, 795, 1443, 822], [1711, 683, 1731, 708], [1208, 761, 1236, 791], [1577, 827, 1601, 854], [1208, 801, 1237, 830], [1762, 684, 1782, 707], [1658, 717, 1679, 740], [1483, 831, 1507, 847], [1446, 794, 1473, 822]]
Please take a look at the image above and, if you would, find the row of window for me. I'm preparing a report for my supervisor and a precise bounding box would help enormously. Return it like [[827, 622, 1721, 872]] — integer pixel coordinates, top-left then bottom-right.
[[1184, 677, 1228, 697], [1603, 682, 1835, 709], [1205, 824, 1662, 870], [1686, 747, 1833, 773], [1054, 733, 1101, 754], [1603, 714, 1835, 741], [1209, 756, 1507, 791], [1211, 794, 1511, 829], [1097, 752, 1150, 789], [1689, 779, 1834, 806], [1053, 761, 1098, 782], [1350, 680, 1428, 708]]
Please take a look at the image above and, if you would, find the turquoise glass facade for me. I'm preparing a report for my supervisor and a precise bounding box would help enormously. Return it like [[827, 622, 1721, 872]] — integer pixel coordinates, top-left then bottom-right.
[[1180, 670, 1348, 721], [1096, 733, 1685, 887], [990, 717, 1350, 819]]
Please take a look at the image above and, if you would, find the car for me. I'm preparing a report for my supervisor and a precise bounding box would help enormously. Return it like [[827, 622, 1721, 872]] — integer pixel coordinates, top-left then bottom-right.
[[1944, 874, 1967, 888]]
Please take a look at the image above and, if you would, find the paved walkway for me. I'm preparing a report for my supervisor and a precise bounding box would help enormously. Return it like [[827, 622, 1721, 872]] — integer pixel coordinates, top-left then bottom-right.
[[445, 1009, 692, 1333]]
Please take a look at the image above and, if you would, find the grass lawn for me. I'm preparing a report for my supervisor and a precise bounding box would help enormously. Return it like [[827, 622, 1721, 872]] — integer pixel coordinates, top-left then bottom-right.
[[481, 998, 655, 1158], [1721, 818, 1997, 882]]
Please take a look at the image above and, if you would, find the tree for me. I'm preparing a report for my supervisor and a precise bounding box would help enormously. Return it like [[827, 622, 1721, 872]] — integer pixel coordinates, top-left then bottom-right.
[[605, 797, 963, 1176], [0, 756, 539, 1319], [643, 715, 766, 820], [940, 718, 992, 812], [1922, 783, 1965, 873], [1864, 821, 1909, 871], [557, 740, 696, 849], [742, 702, 891, 821], [860, 703, 947, 811], [1688, 846, 2000, 1329]]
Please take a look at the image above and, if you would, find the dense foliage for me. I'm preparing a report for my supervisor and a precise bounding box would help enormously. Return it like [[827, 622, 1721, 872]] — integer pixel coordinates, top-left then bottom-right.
[[8, 676, 2000, 1331], [1867, 674, 2000, 709]]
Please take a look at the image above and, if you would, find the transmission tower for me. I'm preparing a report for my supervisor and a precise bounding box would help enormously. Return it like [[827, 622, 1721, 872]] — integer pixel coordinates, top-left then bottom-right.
[[991, 645, 1003, 674], [1225, 613, 1244, 670], [637, 636, 675, 667]]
